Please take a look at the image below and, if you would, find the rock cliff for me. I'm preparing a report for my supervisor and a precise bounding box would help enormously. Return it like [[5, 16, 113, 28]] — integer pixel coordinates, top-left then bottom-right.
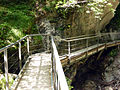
[[62, 0, 119, 37], [36, 0, 119, 38]]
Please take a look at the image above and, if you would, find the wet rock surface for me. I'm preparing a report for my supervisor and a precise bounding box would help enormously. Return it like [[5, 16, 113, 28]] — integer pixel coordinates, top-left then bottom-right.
[[67, 47, 120, 90]]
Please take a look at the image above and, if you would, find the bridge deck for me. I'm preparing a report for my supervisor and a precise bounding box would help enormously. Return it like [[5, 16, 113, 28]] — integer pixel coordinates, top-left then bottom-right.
[[16, 52, 52, 90], [60, 41, 120, 65]]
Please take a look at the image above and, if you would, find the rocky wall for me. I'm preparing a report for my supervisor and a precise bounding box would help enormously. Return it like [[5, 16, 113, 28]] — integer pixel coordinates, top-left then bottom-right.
[[62, 0, 119, 38]]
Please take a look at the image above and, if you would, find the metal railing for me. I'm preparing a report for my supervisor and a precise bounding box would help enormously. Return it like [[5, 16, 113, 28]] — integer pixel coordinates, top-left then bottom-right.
[[0, 35, 28, 90], [58, 32, 120, 57], [0, 34, 49, 90], [0, 34, 69, 90], [51, 36, 69, 90], [1, 32, 120, 90]]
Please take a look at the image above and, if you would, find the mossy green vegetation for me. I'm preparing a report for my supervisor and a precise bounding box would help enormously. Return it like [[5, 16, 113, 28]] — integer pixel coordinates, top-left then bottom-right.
[[55, 0, 115, 20], [66, 77, 74, 90], [108, 48, 118, 57], [0, 74, 14, 90], [0, 1, 36, 48], [0, 1, 36, 89]]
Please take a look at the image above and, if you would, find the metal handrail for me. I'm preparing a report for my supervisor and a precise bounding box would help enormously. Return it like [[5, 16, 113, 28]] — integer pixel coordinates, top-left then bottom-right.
[[1, 32, 120, 90], [0, 34, 50, 53], [51, 36, 69, 90], [0, 34, 49, 90], [61, 32, 120, 42], [0, 36, 28, 53], [59, 32, 120, 57]]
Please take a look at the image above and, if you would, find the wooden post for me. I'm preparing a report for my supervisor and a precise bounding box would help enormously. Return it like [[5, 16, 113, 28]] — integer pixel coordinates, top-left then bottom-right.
[[118, 45, 120, 51], [97, 36, 99, 52], [96, 50, 104, 60], [27, 36, 30, 54], [68, 41, 71, 61], [19, 42, 22, 70], [86, 39, 88, 57], [4, 49, 9, 90], [105, 35, 107, 49]]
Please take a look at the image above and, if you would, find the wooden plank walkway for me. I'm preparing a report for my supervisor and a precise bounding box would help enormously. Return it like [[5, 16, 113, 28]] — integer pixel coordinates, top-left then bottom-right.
[[16, 52, 52, 90], [60, 41, 120, 65]]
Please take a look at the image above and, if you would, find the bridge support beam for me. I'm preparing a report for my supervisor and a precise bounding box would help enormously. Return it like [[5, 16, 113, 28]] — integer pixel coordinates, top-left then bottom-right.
[[96, 50, 104, 60]]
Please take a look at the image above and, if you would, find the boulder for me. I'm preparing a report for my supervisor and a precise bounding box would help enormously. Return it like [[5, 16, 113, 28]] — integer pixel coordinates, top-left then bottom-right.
[[82, 80, 97, 90]]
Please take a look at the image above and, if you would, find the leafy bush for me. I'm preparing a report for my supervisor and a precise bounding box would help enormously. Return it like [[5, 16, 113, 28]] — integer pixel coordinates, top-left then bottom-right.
[[0, 74, 14, 90], [0, 2, 36, 48], [108, 48, 118, 57], [66, 77, 74, 90], [106, 3, 120, 31]]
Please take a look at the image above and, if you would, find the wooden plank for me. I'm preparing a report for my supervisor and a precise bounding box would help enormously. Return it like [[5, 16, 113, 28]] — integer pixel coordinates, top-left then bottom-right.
[[61, 40, 120, 66], [14, 53, 52, 90], [60, 44, 105, 66]]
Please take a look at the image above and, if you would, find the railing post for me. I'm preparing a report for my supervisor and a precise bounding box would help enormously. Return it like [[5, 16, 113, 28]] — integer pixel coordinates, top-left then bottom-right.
[[19, 42, 22, 70], [118, 45, 120, 51], [47, 35, 50, 52], [4, 49, 9, 90], [105, 34, 107, 49], [97, 35, 99, 52], [68, 41, 71, 61], [27, 36, 30, 55], [86, 39, 88, 57]]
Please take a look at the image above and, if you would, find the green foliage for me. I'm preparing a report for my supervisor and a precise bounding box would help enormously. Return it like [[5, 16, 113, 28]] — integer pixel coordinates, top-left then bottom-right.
[[66, 77, 74, 90], [0, 74, 14, 90], [57, 24, 71, 31], [55, 0, 81, 19], [55, 0, 115, 20], [33, 36, 42, 44], [42, 6, 51, 12], [0, 2, 36, 48], [108, 48, 118, 57], [0, 0, 36, 5], [106, 4, 120, 31], [86, 0, 115, 20], [57, 27, 64, 31]]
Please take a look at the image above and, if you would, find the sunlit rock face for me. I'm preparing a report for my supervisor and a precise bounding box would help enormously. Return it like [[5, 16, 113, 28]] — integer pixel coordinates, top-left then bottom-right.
[[104, 52, 120, 82], [63, 0, 119, 37], [36, 0, 119, 38]]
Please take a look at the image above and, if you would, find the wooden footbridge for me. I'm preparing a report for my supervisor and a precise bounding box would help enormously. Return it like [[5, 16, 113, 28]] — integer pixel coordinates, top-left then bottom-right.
[[0, 32, 120, 90]]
